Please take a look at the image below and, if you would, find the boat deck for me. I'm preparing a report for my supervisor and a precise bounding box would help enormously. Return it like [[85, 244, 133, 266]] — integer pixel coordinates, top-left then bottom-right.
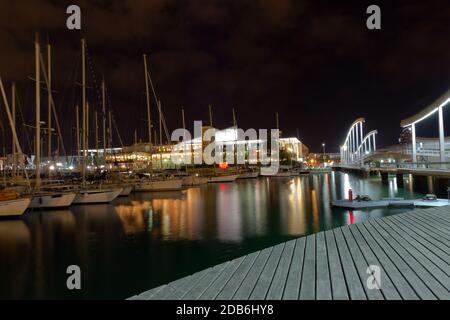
[[129, 206, 450, 300]]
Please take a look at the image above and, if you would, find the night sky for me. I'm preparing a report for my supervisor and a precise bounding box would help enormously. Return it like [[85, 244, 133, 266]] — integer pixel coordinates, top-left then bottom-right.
[[1, 0, 450, 154]]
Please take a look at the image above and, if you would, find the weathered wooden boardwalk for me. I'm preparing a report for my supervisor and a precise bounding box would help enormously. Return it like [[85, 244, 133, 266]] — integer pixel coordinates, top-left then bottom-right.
[[129, 206, 450, 300]]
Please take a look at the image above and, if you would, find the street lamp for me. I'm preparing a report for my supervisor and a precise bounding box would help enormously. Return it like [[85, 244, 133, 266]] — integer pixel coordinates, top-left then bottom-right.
[[322, 143, 326, 167]]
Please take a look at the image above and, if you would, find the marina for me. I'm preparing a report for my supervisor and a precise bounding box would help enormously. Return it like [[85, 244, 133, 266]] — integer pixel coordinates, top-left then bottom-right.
[[1, 1, 450, 305], [0, 172, 423, 299]]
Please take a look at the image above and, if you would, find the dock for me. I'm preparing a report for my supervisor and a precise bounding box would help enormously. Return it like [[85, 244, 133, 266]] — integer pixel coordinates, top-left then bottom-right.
[[331, 198, 450, 209], [129, 206, 450, 300]]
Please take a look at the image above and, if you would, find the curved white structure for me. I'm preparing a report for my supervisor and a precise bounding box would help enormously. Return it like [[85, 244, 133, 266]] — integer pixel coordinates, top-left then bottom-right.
[[401, 89, 450, 165], [340, 118, 378, 165]]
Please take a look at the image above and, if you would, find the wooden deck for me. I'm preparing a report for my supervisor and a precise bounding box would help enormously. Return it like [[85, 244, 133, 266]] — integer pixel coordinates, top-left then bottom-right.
[[129, 206, 450, 300]]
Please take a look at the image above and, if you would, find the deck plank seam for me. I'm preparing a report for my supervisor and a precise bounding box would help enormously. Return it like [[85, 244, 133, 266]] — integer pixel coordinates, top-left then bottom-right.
[[377, 217, 450, 281], [369, 219, 447, 299], [362, 222, 436, 300]]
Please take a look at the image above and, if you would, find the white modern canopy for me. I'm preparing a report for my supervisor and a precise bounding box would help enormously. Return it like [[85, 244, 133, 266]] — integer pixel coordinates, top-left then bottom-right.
[[400, 88, 450, 164]]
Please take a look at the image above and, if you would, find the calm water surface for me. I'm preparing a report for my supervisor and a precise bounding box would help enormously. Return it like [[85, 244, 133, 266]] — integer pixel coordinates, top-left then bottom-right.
[[0, 172, 423, 299]]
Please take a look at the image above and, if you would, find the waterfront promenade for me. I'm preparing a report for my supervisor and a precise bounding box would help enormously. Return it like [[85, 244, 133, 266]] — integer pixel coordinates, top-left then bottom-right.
[[129, 206, 450, 300]]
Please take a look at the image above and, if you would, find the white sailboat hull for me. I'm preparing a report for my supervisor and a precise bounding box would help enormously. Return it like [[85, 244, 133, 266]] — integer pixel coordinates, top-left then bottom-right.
[[135, 179, 183, 191], [73, 189, 122, 204], [29, 192, 76, 209], [0, 198, 31, 217], [238, 171, 259, 179], [182, 175, 208, 186], [260, 167, 293, 177], [207, 174, 239, 183]]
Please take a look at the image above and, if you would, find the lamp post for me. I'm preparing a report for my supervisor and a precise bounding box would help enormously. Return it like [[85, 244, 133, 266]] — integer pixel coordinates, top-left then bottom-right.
[[322, 142, 326, 167]]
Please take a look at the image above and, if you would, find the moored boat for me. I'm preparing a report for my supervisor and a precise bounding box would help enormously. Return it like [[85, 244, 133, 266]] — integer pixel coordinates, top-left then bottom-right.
[[207, 174, 239, 183], [135, 178, 183, 191], [0, 197, 31, 217], [29, 192, 76, 209], [72, 188, 122, 204], [237, 169, 259, 179]]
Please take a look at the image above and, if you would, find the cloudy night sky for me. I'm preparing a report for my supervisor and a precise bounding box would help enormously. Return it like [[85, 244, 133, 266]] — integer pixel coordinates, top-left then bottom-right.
[[1, 0, 450, 154]]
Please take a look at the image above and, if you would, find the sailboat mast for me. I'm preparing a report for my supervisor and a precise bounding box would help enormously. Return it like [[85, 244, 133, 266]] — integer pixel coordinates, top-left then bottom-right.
[[108, 111, 112, 149], [208, 104, 213, 127], [158, 100, 162, 145], [0, 78, 30, 187], [102, 79, 106, 159], [181, 107, 188, 173], [143, 54, 153, 178], [35, 33, 41, 189], [143, 54, 152, 144], [232, 108, 238, 171], [76, 105, 80, 160], [95, 110, 99, 159], [47, 43, 52, 160], [11, 83, 16, 178], [81, 38, 86, 186]]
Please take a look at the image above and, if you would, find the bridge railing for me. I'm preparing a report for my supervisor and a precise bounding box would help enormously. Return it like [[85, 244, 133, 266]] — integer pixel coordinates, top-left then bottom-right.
[[380, 162, 450, 171]]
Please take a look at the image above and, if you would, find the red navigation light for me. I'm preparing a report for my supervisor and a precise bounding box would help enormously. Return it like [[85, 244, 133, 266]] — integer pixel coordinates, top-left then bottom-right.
[[219, 162, 229, 169], [349, 211, 354, 225]]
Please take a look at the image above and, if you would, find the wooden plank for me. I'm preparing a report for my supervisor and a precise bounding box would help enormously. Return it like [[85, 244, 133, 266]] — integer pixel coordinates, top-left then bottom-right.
[[355, 223, 418, 300], [361, 222, 436, 300], [216, 251, 260, 300], [232, 247, 273, 300], [137, 284, 165, 300], [266, 239, 296, 300], [324, 230, 349, 299], [282, 237, 306, 300], [369, 219, 449, 299], [395, 213, 450, 246], [410, 211, 450, 236], [199, 256, 245, 300], [183, 261, 230, 300], [333, 228, 367, 300], [163, 268, 211, 299], [373, 219, 450, 297], [391, 215, 450, 257], [249, 243, 285, 300], [413, 208, 450, 228], [299, 235, 316, 300], [341, 226, 384, 300], [385, 216, 450, 274], [403, 214, 450, 242], [423, 207, 450, 224], [314, 232, 332, 300], [414, 209, 450, 231], [348, 224, 401, 300]]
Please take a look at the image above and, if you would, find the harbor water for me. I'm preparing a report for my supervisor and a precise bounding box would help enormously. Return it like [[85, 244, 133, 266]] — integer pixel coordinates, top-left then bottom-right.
[[0, 172, 423, 299]]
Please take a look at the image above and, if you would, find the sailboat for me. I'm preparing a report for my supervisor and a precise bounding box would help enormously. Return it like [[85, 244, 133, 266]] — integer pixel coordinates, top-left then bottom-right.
[[205, 105, 239, 183], [29, 36, 77, 209], [207, 174, 239, 183], [0, 192, 31, 217], [230, 107, 259, 179], [0, 75, 32, 216], [72, 39, 122, 204], [135, 54, 183, 192], [238, 168, 259, 179]]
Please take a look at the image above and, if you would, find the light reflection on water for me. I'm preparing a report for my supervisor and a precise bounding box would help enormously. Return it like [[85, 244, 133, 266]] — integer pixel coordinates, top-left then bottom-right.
[[0, 172, 423, 299]]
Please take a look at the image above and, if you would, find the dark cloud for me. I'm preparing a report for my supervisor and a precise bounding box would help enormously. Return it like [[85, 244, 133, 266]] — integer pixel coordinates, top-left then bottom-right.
[[1, 0, 450, 154]]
